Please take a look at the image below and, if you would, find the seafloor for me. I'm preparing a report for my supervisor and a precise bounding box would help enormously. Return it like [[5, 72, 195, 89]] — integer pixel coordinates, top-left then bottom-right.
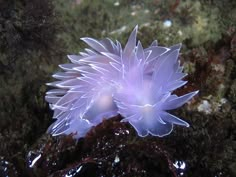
[[0, 0, 236, 176]]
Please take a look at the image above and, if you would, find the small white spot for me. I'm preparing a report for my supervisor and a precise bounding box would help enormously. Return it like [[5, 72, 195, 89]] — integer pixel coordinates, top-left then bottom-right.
[[144, 9, 150, 14], [142, 22, 150, 27], [76, 166, 83, 173], [110, 26, 127, 35], [131, 11, 136, 16], [178, 30, 183, 36], [220, 98, 227, 104], [119, 144, 125, 148], [114, 155, 120, 163], [173, 160, 186, 176], [197, 100, 212, 114], [29, 154, 42, 168], [163, 20, 172, 28], [114, 1, 120, 6], [173, 160, 186, 169]]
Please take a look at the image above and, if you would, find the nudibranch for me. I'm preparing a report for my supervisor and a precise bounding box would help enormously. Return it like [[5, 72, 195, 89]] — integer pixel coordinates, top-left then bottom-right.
[[46, 26, 198, 139]]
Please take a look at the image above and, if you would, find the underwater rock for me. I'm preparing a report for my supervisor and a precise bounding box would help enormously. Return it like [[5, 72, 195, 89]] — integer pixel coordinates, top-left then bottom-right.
[[50, 159, 98, 177], [26, 134, 79, 176], [0, 157, 18, 177], [25, 116, 177, 177]]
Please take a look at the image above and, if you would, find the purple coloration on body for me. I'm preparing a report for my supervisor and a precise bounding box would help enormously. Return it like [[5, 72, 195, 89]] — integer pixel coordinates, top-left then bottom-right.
[[46, 26, 198, 139]]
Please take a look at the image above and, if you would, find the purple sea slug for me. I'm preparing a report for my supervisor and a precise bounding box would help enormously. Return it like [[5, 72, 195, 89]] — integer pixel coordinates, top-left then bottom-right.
[[46, 26, 198, 139]]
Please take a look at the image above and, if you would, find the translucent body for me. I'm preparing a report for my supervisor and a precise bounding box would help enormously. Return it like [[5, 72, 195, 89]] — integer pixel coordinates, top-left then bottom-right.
[[46, 26, 198, 139]]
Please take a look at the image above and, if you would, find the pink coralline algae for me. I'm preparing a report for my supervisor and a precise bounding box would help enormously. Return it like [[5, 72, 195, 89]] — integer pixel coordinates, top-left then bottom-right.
[[45, 26, 198, 139]]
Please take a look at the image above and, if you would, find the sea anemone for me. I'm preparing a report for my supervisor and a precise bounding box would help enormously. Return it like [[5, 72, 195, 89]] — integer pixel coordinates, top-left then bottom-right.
[[46, 26, 198, 139]]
